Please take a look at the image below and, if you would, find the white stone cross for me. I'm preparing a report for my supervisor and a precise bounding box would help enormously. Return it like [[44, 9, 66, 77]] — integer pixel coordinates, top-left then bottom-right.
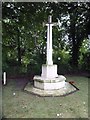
[[44, 15, 58, 65]]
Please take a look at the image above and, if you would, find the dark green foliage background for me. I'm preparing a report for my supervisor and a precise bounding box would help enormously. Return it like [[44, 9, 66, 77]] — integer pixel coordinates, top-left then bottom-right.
[[2, 2, 90, 76]]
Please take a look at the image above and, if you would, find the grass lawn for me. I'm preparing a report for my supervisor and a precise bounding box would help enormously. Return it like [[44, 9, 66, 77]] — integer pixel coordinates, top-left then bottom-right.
[[2, 75, 88, 118]]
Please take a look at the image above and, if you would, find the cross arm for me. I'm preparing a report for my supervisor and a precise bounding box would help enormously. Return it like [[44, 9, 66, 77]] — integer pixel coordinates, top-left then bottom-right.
[[42, 22, 58, 27], [52, 22, 58, 26]]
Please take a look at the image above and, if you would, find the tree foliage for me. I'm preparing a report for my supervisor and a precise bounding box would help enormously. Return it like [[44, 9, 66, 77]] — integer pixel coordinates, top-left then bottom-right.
[[2, 2, 90, 75]]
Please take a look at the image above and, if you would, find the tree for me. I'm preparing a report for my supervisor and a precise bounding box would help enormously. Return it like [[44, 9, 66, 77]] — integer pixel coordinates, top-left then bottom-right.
[[67, 3, 90, 68], [2, 2, 90, 74]]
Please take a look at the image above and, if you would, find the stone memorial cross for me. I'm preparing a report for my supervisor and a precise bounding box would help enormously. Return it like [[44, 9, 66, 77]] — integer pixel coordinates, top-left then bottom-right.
[[24, 15, 76, 96], [45, 15, 58, 65]]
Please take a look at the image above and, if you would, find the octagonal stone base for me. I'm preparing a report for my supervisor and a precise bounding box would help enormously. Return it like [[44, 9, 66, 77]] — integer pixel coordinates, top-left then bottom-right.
[[34, 75, 66, 90], [24, 63, 79, 96], [24, 82, 78, 97]]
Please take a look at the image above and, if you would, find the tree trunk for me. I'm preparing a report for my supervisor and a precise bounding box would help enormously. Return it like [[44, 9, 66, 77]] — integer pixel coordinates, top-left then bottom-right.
[[71, 44, 79, 67], [17, 28, 21, 65], [69, 15, 79, 67]]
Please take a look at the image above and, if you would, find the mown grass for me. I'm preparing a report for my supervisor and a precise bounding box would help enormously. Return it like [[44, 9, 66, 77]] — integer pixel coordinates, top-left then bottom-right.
[[2, 76, 88, 118]]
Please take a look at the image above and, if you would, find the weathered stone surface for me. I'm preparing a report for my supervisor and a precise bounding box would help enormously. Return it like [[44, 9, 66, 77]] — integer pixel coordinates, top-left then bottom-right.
[[41, 64, 58, 78], [34, 75, 66, 83], [34, 75, 66, 90], [24, 82, 78, 97]]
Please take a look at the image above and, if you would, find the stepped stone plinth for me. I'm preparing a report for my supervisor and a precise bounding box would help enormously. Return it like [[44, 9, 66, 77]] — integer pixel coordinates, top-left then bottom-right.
[[34, 75, 66, 90], [33, 64, 66, 91]]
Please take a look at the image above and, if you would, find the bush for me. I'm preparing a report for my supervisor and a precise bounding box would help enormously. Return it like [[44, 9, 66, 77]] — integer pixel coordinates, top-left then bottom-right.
[[78, 52, 90, 72], [27, 62, 42, 76]]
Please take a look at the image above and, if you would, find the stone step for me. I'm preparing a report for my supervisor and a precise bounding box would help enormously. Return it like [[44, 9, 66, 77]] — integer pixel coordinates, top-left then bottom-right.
[[34, 75, 66, 83], [24, 82, 78, 97]]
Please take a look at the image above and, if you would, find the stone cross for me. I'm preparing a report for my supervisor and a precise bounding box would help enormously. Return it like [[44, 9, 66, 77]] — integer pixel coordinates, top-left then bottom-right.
[[45, 15, 58, 65]]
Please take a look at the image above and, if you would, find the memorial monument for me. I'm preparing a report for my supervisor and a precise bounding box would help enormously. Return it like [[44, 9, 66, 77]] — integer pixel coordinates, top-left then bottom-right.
[[24, 15, 78, 96]]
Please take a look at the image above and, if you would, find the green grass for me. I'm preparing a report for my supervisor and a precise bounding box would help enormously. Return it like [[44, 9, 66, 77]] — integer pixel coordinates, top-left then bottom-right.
[[2, 76, 88, 118]]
